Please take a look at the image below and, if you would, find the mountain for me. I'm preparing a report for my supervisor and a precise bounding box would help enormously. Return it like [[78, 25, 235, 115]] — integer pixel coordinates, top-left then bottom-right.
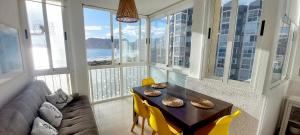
[[85, 38, 112, 49]]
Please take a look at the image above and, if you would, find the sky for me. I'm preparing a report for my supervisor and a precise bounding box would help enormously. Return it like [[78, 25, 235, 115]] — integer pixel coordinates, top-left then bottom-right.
[[222, 0, 259, 5], [150, 17, 167, 39], [83, 7, 146, 42]]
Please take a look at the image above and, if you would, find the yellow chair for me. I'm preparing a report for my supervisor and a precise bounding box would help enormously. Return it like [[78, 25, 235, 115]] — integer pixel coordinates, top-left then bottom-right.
[[142, 77, 155, 86], [144, 101, 181, 135], [195, 109, 241, 135], [129, 90, 149, 135]]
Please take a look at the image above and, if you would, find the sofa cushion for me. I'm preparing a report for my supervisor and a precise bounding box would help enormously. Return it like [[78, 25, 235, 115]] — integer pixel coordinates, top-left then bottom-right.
[[58, 95, 98, 135], [46, 89, 73, 109], [39, 102, 63, 127], [31, 117, 58, 135], [0, 80, 98, 135]]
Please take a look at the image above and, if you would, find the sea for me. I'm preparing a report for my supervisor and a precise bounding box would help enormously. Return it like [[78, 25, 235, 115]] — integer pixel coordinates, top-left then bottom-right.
[[87, 49, 113, 61]]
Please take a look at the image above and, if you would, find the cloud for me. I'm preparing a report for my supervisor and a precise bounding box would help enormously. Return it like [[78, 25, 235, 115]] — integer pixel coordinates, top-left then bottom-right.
[[151, 26, 165, 37], [85, 31, 110, 39], [122, 25, 138, 38], [85, 26, 103, 31]]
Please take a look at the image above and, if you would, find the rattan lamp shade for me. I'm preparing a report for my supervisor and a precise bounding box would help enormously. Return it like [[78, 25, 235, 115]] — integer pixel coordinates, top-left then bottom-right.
[[116, 0, 139, 23]]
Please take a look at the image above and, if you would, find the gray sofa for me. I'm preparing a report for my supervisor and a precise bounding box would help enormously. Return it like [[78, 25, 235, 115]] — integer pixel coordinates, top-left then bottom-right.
[[0, 81, 99, 135]]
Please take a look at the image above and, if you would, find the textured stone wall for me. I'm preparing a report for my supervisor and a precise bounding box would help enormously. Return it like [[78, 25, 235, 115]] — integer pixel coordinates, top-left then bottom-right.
[[185, 77, 265, 135]]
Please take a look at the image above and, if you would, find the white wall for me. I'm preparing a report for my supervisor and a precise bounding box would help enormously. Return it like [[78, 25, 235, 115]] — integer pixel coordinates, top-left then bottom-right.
[[0, 0, 32, 108], [186, 78, 265, 135], [288, 13, 300, 96]]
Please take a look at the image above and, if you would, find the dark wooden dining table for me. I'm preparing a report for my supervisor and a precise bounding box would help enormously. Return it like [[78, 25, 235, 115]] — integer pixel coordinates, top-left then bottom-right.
[[132, 82, 233, 135]]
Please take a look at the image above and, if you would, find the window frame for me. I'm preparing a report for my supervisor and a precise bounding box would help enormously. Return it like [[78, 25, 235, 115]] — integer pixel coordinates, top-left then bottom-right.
[[149, 4, 193, 75], [206, 0, 264, 89], [270, 18, 295, 88], [25, 0, 70, 76], [82, 5, 149, 68]]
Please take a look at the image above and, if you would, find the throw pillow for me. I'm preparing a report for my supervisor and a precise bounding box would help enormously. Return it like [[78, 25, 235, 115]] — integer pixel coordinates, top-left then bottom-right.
[[39, 102, 63, 127], [31, 117, 58, 135], [46, 89, 73, 109]]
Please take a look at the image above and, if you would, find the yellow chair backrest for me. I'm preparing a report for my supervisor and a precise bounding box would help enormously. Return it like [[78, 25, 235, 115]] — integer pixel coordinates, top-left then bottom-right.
[[129, 90, 149, 118], [142, 77, 155, 86], [208, 110, 241, 135], [144, 101, 174, 135]]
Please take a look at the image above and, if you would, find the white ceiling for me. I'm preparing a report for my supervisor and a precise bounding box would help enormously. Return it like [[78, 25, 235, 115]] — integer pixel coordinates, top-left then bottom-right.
[[83, 0, 183, 15]]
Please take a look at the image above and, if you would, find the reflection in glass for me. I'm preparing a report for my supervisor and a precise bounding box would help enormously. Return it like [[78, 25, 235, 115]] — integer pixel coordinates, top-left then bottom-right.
[[272, 18, 291, 83], [151, 17, 167, 64], [150, 67, 167, 83], [229, 0, 262, 82], [169, 8, 193, 68], [121, 21, 139, 63], [140, 19, 147, 62], [168, 71, 186, 87], [113, 14, 120, 64]]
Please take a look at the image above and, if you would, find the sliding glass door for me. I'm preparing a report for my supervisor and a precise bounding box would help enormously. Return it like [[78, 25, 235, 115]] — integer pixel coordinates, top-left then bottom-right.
[[83, 6, 148, 102]]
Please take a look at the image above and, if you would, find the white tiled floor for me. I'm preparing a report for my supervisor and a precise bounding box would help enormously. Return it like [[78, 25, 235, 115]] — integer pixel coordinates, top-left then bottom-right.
[[93, 97, 153, 135]]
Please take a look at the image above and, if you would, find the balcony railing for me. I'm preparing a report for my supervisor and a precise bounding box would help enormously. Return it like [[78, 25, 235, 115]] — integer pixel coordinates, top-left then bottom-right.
[[35, 74, 72, 94], [89, 65, 148, 102]]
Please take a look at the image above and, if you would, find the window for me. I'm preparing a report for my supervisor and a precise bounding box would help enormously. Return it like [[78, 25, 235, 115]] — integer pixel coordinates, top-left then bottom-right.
[[83, 7, 147, 66], [211, 0, 232, 77], [229, 0, 262, 82], [26, 0, 71, 92], [122, 22, 139, 63], [271, 17, 291, 83], [210, 0, 262, 82], [26, 0, 67, 70], [248, 10, 260, 22], [151, 17, 167, 64], [113, 14, 120, 63], [151, 8, 193, 69], [84, 8, 113, 66]]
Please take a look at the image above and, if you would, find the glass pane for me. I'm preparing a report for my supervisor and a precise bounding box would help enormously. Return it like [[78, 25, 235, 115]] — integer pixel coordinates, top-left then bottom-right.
[[151, 17, 167, 64], [150, 66, 167, 83], [140, 18, 147, 62], [83, 8, 112, 66], [121, 21, 139, 63], [229, 0, 262, 82], [46, 3, 67, 68], [214, 0, 232, 77], [168, 71, 186, 87], [46, 0, 62, 6], [26, 1, 50, 70], [169, 8, 193, 68], [112, 14, 120, 64], [272, 19, 290, 83]]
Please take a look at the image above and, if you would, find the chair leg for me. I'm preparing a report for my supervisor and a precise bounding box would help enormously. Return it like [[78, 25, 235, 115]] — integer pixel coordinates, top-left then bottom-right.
[[152, 130, 156, 135], [141, 118, 145, 135], [131, 115, 138, 132]]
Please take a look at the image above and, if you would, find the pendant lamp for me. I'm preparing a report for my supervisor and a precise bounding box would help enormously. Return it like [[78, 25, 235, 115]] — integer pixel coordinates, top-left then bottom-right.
[[116, 0, 139, 23]]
